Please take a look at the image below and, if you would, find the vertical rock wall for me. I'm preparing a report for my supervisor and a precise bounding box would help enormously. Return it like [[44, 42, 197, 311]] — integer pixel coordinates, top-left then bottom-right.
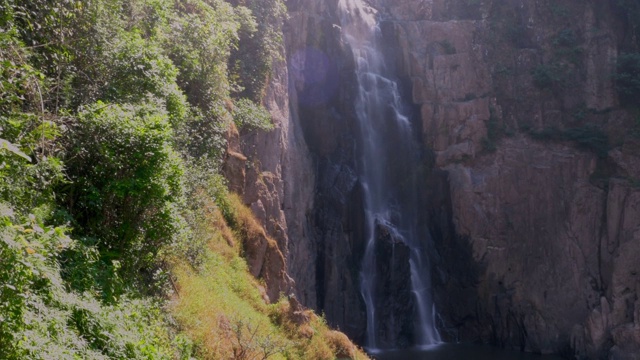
[[285, 0, 369, 341]]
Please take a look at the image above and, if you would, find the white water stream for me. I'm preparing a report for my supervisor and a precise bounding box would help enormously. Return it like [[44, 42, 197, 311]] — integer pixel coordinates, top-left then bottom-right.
[[337, 0, 441, 350]]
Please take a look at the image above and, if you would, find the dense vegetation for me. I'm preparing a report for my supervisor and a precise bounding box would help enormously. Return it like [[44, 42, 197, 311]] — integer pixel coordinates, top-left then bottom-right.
[[0, 0, 367, 359]]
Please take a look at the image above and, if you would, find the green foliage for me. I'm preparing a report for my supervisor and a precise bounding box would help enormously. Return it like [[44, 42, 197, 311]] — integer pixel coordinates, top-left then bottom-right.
[[62, 102, 186, 283], [0, 208, 69, 359], [69, 15, 188, 123], [102, 32, 188, 122], [529, 125, 609, 157], [614, 52, 640, 106], [211, 174, 238, 228], [0, 114, 63, 216], [174, 106, 230, 164], [0, 205, 188, 359], [0, 139, 31, 161], [551, 28, 584, 65], [0, 31, 42, 114], [2, 0, 78, 76], [233, 98, 274, 131], [166, 0, 243, 111], [229, 0, 287, 101]]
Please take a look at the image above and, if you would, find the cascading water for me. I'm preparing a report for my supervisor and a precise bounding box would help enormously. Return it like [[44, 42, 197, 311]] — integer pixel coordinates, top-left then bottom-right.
[[337, 0, 441, 351]]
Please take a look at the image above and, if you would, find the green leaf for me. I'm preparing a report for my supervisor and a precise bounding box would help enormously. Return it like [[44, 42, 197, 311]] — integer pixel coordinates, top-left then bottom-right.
[[0, 138, 31, 162]]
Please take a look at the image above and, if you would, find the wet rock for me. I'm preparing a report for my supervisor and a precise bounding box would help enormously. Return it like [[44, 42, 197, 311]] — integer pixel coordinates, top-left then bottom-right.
[[372, 221, 415, 348], [285, 0, 369, 343]]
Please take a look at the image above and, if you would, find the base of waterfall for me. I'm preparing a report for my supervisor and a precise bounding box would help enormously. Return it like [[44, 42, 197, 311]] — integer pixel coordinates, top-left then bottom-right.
[[368, 343, 566, 360]]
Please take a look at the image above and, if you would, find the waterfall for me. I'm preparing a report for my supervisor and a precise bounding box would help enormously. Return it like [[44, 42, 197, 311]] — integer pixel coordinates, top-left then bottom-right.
[[337, 0, 441, 350]]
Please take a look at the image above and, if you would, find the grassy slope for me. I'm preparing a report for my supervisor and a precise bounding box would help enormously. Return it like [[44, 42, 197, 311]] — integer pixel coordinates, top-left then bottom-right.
[[169, 194, 370, 360]]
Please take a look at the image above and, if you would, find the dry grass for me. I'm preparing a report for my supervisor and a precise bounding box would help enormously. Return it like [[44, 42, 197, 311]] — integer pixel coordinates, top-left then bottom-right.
[[266, 297, 369, 359], [227, 193, 280, 254]]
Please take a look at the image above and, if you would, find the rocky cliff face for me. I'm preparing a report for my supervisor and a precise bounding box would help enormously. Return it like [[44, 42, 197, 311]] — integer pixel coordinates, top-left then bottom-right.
[[379, 0, 640, 358], [234, 0, 640, 358], [284, 0, 369, 341], [223, 23, 316, 303]]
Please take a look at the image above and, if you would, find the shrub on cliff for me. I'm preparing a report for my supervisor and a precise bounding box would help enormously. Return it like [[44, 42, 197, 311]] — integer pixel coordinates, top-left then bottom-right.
[[229, 0, 287, 101], [166, 0, 245, 112], [233, 98, 274, 131]]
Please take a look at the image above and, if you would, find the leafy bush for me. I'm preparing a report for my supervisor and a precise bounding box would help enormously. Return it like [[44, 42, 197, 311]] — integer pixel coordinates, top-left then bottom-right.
[[67, 24, 188, 123], [0, 31, 42, 114], [563, 125, 610, 157], [529, 125, 609, 157], [229, 0, 287, 101], [0, 117, 64, 215], [62, 102, 186, 283], [233, 98, 274, 131], [174, 107, 230, 164], [103, 33, 188, 122], [167, 0, 243, 111], [0, 30, 64, 215], [0, 204, 186, 360], [614, 52, 640, 106]]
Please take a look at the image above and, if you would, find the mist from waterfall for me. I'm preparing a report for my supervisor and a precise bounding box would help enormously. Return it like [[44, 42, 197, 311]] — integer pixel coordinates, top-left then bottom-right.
[[337, 0, 441, 351]]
